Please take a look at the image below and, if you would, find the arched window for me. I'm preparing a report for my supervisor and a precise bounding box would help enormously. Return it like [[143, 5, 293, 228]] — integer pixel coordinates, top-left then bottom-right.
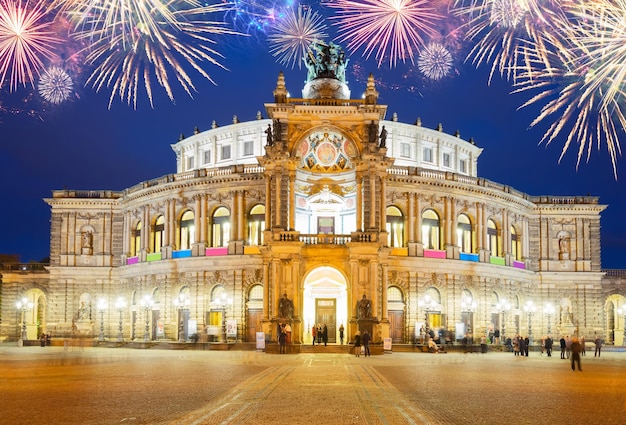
[[131, 221, 141, 256], [152, 215, 165, 253], [212, 207, 230, 247], [388, 286, 404, 303], [487, 219, 499, 257], [179, 210, 195, 250], [248, 284, 263, 301], [511, 225, 520, 260], [421, 209, 441, 250], [248, 204, 265, 246], [457, 213, 473, 253], [386, 206, 404, 247]]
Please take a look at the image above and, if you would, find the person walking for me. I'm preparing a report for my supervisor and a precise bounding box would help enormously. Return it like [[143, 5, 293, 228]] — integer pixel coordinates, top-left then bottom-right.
[[339, 323, 345, 345], [560, 336, 566, 359], [362, 330, 371, 357], [524, 336, 530, 357], [354, 332, 361, 357], [322, 324, 328, 347], [570, 337, 582, 371], [594, 335, 603, 357], [545, 335, 553, 357], [312, 325, 317, 346], [580, 335, 586, 356]]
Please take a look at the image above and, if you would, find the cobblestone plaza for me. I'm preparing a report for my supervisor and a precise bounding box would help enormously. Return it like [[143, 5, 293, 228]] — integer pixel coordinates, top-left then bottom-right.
[[2, 345, 625, 425]]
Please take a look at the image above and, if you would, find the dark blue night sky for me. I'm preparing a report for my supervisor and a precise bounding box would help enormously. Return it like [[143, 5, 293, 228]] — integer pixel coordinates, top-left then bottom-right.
[[1, 12, 625, 268]]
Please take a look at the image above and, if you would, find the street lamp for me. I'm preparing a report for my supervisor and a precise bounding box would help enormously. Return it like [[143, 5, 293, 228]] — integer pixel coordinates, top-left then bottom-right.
[[496, 299, 511, 342], [16, 297, 33, 341], [524, 300, 536, 342], [544, 303, 555, 337], [140, 295, 154, 342], [418, 295, 436, 336], [215, 292, 233, 343], [617, 307, 626, 345], [97, 299, 107, 342], [115, 297, 126, 342], [174, 293, 190, 343]]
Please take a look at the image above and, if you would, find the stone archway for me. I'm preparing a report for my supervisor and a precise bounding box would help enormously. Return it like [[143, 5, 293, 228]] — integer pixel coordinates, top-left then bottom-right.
[[302, 266, 348, 345], [606, 294, 626, 345]]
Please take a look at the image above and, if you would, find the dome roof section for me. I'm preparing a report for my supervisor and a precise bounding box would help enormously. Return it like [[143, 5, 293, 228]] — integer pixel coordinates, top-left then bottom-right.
[[171, 117, 482, 177]]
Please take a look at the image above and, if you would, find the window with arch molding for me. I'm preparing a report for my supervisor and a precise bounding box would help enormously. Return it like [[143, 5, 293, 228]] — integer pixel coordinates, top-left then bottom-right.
[[386, 206, 404, 247], [388, 286, 404, 303], [211, 207, 231, 247], [152, 215, 165, 253], [179, 210, 195, 250], [131, 221, 141, 256], [421, 209, 441, 250], [511, 225, 520, 260], [487, 219, 499, 257], [248, 284, 263, 301], [248, 204, 265, 246], [457, 213, 473, 253]]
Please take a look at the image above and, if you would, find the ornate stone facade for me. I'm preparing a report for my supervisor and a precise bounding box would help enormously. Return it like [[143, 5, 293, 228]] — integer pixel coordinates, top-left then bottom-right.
[[2, 69, 626, 347]]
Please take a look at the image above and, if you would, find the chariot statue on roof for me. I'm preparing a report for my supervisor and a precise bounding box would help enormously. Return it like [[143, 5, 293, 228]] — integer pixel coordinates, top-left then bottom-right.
[[303, 41, 350, 84]]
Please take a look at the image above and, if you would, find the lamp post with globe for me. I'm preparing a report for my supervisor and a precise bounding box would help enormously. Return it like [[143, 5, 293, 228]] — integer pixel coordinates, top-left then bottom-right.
[[16, 297, 33, 341], [115, 297, 127, 342]]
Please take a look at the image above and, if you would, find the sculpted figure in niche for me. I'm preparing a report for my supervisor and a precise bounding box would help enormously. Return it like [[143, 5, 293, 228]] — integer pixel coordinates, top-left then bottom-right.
[[278, 293, 294, 319], [78, 301, 90, 320], [379, 126, 387, 148], [357, 295, 371, 319], [558, 235, 570, 259]]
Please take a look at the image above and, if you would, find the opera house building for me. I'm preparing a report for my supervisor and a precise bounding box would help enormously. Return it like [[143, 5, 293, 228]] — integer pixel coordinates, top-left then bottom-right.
[[2, 45, 625, 350]]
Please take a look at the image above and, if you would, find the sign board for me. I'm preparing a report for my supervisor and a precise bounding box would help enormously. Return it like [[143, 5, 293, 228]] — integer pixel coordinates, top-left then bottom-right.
[[206, 325, 220, 336], [383, 337, 392, 351], [226, 320, 237, 337], [256, 332, 266, 350]]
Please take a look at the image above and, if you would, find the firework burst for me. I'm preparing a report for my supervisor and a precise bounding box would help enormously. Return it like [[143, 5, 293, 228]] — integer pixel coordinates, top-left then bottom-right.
[[453, 0, 569, 84], [327, 0, 443, 68], [38, 65, 73, 104], [418, 42, 453, 80], [513, 22, 625, 178], [268, 5, 328, 69], [0, 0, 61, 91], [68, 1, 244, 108]]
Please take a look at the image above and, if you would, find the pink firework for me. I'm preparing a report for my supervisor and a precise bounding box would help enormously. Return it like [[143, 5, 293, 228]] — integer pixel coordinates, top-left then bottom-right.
[[0, 0, 61, 91], [327, 0, 444, 68]]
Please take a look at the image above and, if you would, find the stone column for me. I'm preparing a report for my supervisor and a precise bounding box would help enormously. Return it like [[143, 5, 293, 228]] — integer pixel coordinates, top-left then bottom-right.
[[380, 176, 387, 232], [265, 175, 272, 228], [289, 173, 295, 230], [356, 174, 363, 231], [369, 173, 376, 229]]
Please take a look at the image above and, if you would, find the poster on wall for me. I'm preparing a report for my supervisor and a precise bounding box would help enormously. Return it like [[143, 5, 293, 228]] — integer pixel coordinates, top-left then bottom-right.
[[226, 320, 237, 338], [157, 319, 164, 337], [256, 332, 266, 350]]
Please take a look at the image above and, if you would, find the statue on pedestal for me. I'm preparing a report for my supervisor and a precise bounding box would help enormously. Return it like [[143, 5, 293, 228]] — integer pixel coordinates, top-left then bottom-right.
[[357, 295, 371, 319], [278, 293, 294, 319]]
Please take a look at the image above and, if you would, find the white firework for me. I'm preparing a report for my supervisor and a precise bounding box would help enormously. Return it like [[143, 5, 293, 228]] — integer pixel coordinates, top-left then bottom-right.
[[268, 5, 328, 69], [489, 0, 528, 29], [417, 43, 453, 80], [38, 67, 73, 104]]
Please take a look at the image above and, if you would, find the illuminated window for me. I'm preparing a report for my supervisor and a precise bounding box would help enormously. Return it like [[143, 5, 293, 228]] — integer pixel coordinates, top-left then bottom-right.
[[457, 213, 473, 253], [212, 207, 230, 247], [511, 225, 520, 260], [388, 286, 403, 303], [131, 221, 141, 256], [421, 209, 441, 249], [488, 219, 499, 257], [248, 204, 265, 246], [179, 210, 195, 250], [386, 206, 404, 247], [152, 215, 165, 253]]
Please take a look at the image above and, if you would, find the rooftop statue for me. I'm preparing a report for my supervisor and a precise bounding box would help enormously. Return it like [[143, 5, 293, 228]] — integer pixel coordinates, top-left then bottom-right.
[[303, 41, 350, 84]]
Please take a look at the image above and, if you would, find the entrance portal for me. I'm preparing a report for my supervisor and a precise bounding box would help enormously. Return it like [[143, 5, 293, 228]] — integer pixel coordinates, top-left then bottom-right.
[[303, 266, 348, 345]]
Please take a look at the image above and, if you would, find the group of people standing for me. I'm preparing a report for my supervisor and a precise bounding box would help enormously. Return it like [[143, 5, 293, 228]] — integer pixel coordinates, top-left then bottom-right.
[[311, 324, 329, 346], [353, 330, 371, 357]]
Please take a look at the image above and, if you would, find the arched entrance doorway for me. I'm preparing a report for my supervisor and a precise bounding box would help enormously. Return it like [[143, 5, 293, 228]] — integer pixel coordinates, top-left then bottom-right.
[[303, 266, 348, 345]]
